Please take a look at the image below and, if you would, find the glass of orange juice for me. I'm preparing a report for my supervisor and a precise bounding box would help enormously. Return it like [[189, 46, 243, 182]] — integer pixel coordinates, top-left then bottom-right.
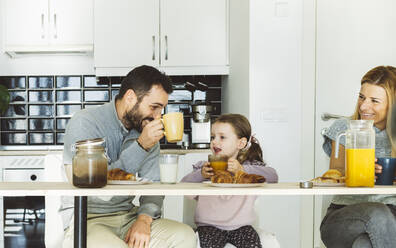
[[208, 154, 228, 171]]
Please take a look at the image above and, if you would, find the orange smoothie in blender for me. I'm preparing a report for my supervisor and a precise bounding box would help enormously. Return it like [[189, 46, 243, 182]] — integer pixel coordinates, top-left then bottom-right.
[[346, 148, 375, 187]]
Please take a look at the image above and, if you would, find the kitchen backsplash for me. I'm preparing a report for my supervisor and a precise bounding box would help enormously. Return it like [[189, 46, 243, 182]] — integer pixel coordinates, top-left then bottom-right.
[[0, 75, 222, 148]]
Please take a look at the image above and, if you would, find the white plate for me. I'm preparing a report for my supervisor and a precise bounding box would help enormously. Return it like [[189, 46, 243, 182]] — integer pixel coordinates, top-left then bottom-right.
[[202, 181, 266, 188], [107, 178, 151, 185], [312, 182, 345, 187]]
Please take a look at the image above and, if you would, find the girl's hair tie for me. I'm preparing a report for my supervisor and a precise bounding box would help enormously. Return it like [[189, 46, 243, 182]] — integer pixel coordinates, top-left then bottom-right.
[[242, 133, 258, 151]]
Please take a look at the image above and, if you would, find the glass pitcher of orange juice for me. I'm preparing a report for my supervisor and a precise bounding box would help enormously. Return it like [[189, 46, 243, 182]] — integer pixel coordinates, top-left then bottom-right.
[[335, 120, 375, 187]]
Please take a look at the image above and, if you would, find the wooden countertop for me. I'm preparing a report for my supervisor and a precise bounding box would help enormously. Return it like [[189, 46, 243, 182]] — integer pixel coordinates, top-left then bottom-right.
[[0, 182, 395, 196]]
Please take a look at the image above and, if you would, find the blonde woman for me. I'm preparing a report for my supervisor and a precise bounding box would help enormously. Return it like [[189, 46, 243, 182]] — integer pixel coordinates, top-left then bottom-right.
[[321, 66, 396, 248]]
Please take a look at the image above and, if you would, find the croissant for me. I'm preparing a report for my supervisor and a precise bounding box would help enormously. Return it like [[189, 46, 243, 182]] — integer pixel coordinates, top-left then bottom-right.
[[211, 170, 266, 184], [322, 169, 342, 180], [107, 168, 135, 180], [211, 170, 234, 183], [310, 169, 345, 184], [234, 171, 266, 184]]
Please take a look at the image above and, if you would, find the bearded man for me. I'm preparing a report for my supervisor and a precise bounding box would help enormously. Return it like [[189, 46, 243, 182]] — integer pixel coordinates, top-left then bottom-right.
[[61, 65, 196, 248]]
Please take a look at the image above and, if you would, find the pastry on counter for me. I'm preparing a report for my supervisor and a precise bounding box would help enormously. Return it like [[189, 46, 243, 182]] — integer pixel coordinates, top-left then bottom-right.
[[311, 169, 345, 183], [107, 168, 136, 181], [211, 170, 233, 183], [234, 171, 266, 183], [211, 170, 266, 184]]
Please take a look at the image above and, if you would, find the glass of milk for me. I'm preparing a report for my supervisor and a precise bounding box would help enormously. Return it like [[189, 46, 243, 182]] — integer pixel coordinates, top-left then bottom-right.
[[159, 154, 179, 183]]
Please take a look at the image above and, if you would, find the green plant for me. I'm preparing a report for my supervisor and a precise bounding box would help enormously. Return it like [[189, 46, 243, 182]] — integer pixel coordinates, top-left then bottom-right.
[[0, 85, 10, 115]]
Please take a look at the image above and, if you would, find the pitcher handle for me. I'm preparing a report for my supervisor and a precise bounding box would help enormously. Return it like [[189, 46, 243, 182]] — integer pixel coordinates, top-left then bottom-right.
[[335, 131, 346, 158]]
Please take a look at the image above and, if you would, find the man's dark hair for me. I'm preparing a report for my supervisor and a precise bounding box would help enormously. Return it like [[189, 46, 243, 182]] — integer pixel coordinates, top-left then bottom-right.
[[116, 65, 173, 101]]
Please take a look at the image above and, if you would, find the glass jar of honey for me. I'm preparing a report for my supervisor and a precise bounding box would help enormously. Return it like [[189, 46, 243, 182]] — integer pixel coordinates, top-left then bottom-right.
[[72, 138, 108, 188]]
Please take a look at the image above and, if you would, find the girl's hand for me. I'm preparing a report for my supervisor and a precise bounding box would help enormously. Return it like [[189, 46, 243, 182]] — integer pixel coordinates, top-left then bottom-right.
[[201, 162, 214, 179], [227, 158, 244, 174], [375, 158, 382, 179]]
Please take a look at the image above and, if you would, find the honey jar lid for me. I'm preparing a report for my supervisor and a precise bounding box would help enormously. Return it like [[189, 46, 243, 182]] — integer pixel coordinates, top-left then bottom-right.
[[75, 138, 105, 148]]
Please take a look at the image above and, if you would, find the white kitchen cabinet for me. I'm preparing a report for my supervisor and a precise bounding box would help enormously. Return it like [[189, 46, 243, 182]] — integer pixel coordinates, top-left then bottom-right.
[[160, 0, 228, 68], [94, 0, 229, 76], [94, 0, 159, 68], [3, 0, 93, 56], [4, 0, 48, 47]]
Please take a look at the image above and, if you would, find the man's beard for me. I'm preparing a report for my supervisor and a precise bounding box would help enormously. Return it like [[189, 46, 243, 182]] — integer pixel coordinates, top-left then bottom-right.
[[123, 102, 153, 132]]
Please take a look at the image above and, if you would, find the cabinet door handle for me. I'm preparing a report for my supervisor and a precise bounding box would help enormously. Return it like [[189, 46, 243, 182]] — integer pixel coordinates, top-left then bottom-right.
[[53, 14, 57, 39], [165, 35, 168, 60], [41, 14, 45, 39], [152, 36, 155, 60]]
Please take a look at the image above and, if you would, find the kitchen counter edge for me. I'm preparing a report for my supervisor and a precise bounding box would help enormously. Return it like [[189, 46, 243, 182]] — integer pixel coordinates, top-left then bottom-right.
[[0, 149, 211, 156]]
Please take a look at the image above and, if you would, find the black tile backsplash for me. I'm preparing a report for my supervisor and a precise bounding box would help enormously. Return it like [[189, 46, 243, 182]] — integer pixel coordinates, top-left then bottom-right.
[[2, 132, 27, 145], [0, 75, 222, 147], [56, 76, 81, 88], [84, 76, 108, 87], [29, 105, 54, 117], [57, 132, 65, 144], [1, 119, 26, 131], [168, 90, 193, 101], [29, 90, 53, 102], [0, 77, 26, 89], [84, 90, 109, 102], [29, 119, 54, 131], [4, 104, 26, 117], [28, 76, 53, 88], [56, 90, 82, 102], [29, 132, 54, 144], [9, 91, 26, 102], [56, 104, 82, 116]]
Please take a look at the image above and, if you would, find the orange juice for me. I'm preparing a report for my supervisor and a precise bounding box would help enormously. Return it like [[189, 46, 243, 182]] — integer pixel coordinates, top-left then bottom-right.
[[346, 148, 375, 187], [210, 161, 228, 171]]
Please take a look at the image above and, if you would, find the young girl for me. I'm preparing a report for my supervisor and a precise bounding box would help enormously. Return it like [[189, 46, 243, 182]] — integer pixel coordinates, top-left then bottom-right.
[[181, 114, 278, 248]]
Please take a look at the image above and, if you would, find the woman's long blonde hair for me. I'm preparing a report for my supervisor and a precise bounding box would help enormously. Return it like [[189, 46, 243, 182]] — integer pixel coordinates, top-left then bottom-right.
[[351, 66, 396, 155]]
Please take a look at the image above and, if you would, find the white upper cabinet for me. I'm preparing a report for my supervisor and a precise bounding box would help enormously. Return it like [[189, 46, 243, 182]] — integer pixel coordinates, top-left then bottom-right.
[[48, 0, 93, 46], [94, 0, 229, 76], [4, 0, 48, 46], [94, 0, 159, 69], [160, 0, 228, 67], [3, 0, 93, 56]]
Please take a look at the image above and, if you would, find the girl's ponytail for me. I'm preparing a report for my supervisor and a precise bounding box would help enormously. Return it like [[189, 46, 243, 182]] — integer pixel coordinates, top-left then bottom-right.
[[238, 135, 264, 164]]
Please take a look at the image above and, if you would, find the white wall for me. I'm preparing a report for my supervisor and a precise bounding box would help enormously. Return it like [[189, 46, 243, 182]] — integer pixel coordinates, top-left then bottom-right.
[[226, 0, 304, 247], [250, 1, 303, 247], [222, 0, 250, 116], [0, 0, 94, 75], [300, 0, 316, 247]]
